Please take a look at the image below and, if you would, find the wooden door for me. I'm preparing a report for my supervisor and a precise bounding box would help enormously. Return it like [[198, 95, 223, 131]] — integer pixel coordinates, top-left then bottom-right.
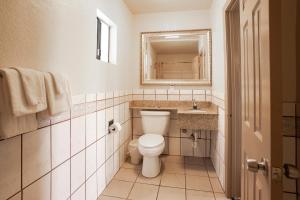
[[240, 0, 282, 199]]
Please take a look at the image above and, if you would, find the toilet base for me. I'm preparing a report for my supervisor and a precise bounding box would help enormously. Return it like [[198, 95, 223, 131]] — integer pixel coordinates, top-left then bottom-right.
[[142, 156, 161, 177]]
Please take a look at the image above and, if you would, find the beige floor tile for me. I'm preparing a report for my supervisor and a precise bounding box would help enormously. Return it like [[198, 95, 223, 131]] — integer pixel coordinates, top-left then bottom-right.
[[136, 173, 161, 185], [157, 186, 186, 200], [114, 168, 139, 182], [161, 173, 185, 188], [186, 175, 212, 192], [122, 160, 142, 170], [98, 196, 125, 200], [186, 190, 215, 200], [102, 180, 133, 198], [214, 193, 230, 200], [161, 155, 185, 164], [128, 183, 159, 200], [163, 162, 185, 174], [210, 178, 224, 193], [184, 157, 205, 166], [185, 164, 208, 176]]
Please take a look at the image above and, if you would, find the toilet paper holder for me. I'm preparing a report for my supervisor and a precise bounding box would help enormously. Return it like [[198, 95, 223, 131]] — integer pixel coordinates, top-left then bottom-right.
[[108, 120, 122, 134]]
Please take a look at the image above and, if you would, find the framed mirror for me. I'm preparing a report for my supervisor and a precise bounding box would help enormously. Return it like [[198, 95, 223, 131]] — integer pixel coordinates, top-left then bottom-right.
[[141, 29, 212, 86]]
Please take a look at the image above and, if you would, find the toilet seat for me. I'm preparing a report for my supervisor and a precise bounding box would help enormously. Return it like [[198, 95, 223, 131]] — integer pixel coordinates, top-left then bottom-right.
[[138, 134, 164, 148]]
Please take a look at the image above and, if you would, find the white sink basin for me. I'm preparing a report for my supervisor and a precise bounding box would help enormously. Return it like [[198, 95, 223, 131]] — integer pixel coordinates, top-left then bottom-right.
[[183, 109, 207, 114]]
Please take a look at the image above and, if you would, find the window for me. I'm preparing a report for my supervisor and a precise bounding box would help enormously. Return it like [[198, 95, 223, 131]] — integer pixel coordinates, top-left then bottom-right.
[[96, 9, 117, 64]]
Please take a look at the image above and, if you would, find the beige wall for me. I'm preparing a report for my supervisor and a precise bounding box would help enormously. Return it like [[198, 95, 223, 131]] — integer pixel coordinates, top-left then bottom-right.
[[0, 0, 134, 95]]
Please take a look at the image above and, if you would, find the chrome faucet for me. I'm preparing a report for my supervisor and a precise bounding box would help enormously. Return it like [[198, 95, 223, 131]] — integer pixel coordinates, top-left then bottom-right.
[[192, 99, 198, 110]]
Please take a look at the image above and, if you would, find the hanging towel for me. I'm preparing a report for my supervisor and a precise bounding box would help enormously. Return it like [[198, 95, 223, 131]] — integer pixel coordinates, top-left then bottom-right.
[[0, 68, 47, 116], [11, 67, 47, 110], [0, 71, 38, 139], [43, 72, 72, 116]]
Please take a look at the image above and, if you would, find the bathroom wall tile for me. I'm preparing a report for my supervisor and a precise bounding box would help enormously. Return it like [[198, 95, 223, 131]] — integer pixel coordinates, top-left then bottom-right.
[[114, 105, 120, 123], [97, 92, 106, 101], [71, 116, 86, 156], [156, 89, 167, 95], [194, 139, 206, 157], [22, 127, 51, 187], [156, 94, 168, 101], [86, 93, 97, 103], [0, 136, 21, 200], [206, 95, 212, 102], [23, 174, 50, 200], [106, 156, 114, 184], [113, 150, 120, 175], [51, 111, 71, 124], [72, 94, 86, 105], [132, 109, 141, 118], [168, 89, 179, 95], [106, 133, 114, 159], [133, 94, 143, 100], [169, 138, 181, 156], [169, 120, 180, 137], [168, 95, 180, 101], [106, 98, 114, 108], [51, 160, 70, 200], [119, 103, 125, 123], [51, 121, 70, 168], [97, 165, 106, 196], [124, 102, 130, 120], [119, 144, 125, 166], [133, 88, 143, 95], [86, 102, 97, 114], [97, 110, 106, 140], [119, 127, 125, 145], [113, 131, 120, 152], [97, 137, 106, 168], [114, 90, 120, 97], [283, 137, 296, 165], [71, 103, 85, 118], [180, 89, 193, 95], [119, 90, 125, 97], [144, 89, 155, 94], [97, 100, 106, 111], [163, 136, 169, 154], [86, 112, 97, 146], [181, 138, 193, 156], [133, 118, 143, 136], [37, 113, 51, 128], [144, 94, 155, 100], [71, 151, 85, 193], [193, 89, 206, 95], [106, 91, 114, 99], [86, 174, 98, 200], [86, 143, 97, 179], [180, 95, 193, 101], [114, 97, 120, 105], [71, 184, 85, 200], [193, 95, 206, 101]]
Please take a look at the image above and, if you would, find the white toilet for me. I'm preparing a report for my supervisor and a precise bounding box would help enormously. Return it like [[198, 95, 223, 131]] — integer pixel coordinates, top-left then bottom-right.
[[138, 110, 170, 177]]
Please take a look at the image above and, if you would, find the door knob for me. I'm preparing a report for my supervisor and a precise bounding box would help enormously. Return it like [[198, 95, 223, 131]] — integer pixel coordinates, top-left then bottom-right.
[[246, 158, 268, 175]]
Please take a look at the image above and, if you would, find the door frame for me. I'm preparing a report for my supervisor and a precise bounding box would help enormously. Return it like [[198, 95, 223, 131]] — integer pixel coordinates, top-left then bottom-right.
[[223, 0, 242, 198]]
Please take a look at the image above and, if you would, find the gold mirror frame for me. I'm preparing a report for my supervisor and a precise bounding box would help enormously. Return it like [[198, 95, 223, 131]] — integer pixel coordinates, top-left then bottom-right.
[[140, 29, 212, 86]]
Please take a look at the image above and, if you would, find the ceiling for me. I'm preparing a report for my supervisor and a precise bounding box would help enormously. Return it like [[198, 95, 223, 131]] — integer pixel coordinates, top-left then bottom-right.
[[123, 0, 213, 14], [151, 40, 198, 54]]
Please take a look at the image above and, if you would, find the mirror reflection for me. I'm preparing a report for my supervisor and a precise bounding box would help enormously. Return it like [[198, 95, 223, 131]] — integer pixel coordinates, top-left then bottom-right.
[[141, 30, 211, 85]]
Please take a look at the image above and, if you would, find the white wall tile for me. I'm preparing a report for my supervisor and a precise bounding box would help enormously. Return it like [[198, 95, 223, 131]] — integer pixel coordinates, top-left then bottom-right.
[[23, 174, 50, 200], [193, 95, 206, 101], [71, 116, 86, 156], [97, 165, 106, 196], [72, 94, 86, 105], [97, 137, 106, 168], [156, 95, 168, 101], [86, 143, 97, 179], [113, 131, 120, 152], [168, 95, 180, 101], [105, 156, 114, 184], [194, 139, 206, 157], [168, 89, 179, 95], [106, 133, 114, 159], [132, 94, 143, 100], [86, 113, 97, 146], [22, 127, 51, 187], [180, 89, 192, 95], [144, 95, 155, 100], [86, 174, 97, 200], [156, 89, 167, 95], [51, 121, 70, 168], [0, 136, 21, 200], [86, 93, 97, 103], [51, 160, 70, 200], [113, 150, 120, 175], [71, 184, 85, 200], [97, 92, 106, 101], [119, 103, 125, 123], [114, 105, 120, 123], [169, 138, 181, 156], [97, 110, 106, 140], [193, 89, 206, 95], [132, 88, 143, 95], [106, 91, 114, 99], [144, 89, 155, 94], [181, 138, 193, 156], [71, 151, 85, 193], [124, 102, 130, 121]]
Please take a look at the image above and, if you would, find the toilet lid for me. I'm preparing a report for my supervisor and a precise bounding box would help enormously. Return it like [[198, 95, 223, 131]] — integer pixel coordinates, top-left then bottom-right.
[[138, 134, 164, 148]]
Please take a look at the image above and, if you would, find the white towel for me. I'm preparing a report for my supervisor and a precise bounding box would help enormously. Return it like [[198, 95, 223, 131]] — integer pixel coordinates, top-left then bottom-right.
[[0, 71, 38, 139], [43, 72, 72, 116], [12, 67, 47, 109], [0, 68, 47, 116]]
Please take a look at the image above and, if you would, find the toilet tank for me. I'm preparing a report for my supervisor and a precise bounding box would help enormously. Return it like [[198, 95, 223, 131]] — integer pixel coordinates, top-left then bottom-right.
[[140, 111, 170, 135]]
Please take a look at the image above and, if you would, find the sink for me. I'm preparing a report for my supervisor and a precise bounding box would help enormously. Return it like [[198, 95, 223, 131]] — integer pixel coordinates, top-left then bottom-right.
[[183, 109, 207, 114]]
